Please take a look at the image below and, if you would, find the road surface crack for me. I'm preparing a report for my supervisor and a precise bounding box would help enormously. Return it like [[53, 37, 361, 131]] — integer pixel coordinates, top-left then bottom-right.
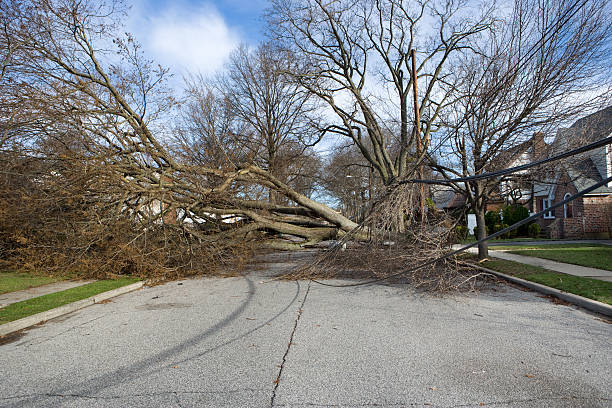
[[270, 281, 311, 407], [173, 391, 184, 407]]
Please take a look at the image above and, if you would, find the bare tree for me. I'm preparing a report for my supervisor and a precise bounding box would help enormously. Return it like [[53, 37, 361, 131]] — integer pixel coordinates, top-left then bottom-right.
[[268, 0, 495, 186], [174, 78, 249, 169], [321, 144, 378, 221], [222, 43, 318, 203], [433, 0, 611, 259]]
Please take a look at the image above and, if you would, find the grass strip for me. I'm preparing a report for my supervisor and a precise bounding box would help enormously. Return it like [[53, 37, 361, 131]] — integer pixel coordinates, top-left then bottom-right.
[[0, 272, 64, 295], [492, 243, 610, 250], [504, 246, 612, 271], [461, 237, 542, 244], [0, 277, 139, 324], [462, 254, 612, 305]]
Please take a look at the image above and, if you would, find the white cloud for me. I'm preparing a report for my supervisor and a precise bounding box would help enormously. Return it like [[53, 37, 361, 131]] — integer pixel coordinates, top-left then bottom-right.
[[128, 2, 240, 77]]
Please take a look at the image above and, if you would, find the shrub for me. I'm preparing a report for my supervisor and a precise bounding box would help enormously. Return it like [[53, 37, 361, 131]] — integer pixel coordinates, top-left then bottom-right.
[[485, 211, 501, 232], [493, 224, 503, 239], [454, 225, 468, 242], [500, 223, 512, 239], [528, 223, 541, 238], [502, 205, 530, 236], [492, 223, 512, 240]]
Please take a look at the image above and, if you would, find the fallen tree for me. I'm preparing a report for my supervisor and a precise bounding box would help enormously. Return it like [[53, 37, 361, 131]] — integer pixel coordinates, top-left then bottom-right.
[[0, 0, 367, 280]]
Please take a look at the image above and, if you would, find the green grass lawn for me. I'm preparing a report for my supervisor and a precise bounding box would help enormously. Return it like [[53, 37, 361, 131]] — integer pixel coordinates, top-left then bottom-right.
[[0, 277, 140, 325], [0, 272, 65, 295], [461, 236, 549, 244], [496, 244, 612, 271], [463, 254, 612, 305]]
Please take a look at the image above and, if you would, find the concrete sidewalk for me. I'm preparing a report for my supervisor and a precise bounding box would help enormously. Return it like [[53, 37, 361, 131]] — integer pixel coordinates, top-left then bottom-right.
[[486, 250, 612, 282], [0, 280, 94, 308], [456, 244, 612, 282]]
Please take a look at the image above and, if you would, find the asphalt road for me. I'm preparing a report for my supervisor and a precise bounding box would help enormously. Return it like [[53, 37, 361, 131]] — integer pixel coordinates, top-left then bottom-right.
[[1, 275, 611, 407]]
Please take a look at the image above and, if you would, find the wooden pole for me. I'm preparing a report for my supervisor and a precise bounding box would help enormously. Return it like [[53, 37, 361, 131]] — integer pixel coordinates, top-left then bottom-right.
[[411, 49, 425, 225]]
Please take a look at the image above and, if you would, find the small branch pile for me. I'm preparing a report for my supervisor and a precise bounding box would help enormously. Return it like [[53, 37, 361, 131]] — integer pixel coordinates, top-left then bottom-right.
[[289, 183, 488, 292]]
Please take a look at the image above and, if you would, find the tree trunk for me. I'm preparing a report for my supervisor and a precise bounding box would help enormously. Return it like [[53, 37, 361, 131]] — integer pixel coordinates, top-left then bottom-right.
[[475, 206, 488, 260], [248, 166, 360, 232]]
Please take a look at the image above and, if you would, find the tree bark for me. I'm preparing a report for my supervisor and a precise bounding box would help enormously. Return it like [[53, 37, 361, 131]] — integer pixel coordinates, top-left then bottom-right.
[[475, 206, 488, 260]]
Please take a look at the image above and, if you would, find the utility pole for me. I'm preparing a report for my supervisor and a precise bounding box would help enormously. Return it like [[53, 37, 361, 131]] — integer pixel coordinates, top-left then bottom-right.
[[411, 49, 425, 226]]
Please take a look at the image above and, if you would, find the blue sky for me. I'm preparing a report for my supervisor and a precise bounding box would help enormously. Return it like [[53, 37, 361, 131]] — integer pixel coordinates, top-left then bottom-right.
[[126, 0, 269, 77]]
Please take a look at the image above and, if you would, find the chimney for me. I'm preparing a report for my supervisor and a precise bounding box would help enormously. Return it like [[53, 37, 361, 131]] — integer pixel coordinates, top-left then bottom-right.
[[532, 132, 545, 159]]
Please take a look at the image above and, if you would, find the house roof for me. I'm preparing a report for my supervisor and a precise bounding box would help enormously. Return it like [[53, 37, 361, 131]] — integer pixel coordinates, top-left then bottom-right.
[[487, 131, 547, 174], [567, 106, 612, 144], [552, 106, 612, 152], [567, 157, 612, 195], [487, 138, 533, 172], [431, 186, 466, 209], [447, 192, 468, 208], [546, 106, 612, 195]]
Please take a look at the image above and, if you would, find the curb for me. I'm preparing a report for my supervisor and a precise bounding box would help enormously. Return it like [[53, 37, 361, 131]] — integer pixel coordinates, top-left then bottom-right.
[[468, 263, 612, 317], [0, 281, 145, 337]]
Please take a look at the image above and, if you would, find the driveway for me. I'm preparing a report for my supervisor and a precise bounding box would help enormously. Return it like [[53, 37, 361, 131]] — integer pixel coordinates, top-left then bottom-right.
[[1, 274, 610, 407]]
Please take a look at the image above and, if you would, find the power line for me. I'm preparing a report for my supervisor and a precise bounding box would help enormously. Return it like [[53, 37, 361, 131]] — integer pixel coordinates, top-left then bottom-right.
[[311, 174, 612, 288], [400, 135, 612, 186]]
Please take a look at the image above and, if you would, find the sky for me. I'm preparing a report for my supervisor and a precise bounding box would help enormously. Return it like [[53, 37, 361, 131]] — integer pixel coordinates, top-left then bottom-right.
[[126, 0, 269, 79]]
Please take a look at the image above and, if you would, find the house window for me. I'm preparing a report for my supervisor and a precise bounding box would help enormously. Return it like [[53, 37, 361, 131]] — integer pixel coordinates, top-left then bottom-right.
[[563, 193, 573, 218], [541, 198, 554, 219]]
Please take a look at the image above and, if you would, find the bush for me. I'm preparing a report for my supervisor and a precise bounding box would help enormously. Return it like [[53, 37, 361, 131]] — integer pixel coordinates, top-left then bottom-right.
[[492, 223, 512, 240], [454, 225, 468, 242], [485, 210, 501, 232], [493, 224, 503, 239], [500, 223, 512, 239], [502, 205, 530, 236], [528, 223, 541, 238]]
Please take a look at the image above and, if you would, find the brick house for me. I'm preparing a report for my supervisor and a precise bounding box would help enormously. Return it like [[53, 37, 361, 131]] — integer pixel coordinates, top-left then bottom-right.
[[533, 107, 612, 238], [432, 108, 611, 239], [487, 132, 547, 212]]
